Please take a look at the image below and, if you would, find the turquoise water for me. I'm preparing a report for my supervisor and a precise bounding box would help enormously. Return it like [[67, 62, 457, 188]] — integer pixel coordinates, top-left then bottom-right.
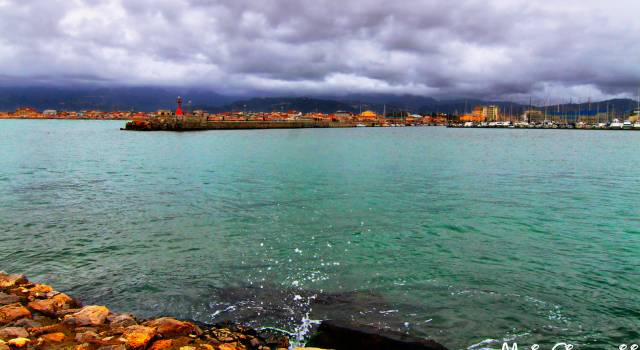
[[1, 120, 639, 349]]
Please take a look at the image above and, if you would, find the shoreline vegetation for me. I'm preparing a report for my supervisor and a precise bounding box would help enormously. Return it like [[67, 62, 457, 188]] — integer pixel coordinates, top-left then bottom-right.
[[0, 272, 448, 350]]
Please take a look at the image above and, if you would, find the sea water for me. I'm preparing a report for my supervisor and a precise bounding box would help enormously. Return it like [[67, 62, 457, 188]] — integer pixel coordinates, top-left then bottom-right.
[[1, 120, 639, 349]]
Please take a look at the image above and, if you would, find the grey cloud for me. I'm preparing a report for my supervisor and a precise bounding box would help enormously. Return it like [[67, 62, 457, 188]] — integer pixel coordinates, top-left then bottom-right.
[[1, 0, 639, 101]]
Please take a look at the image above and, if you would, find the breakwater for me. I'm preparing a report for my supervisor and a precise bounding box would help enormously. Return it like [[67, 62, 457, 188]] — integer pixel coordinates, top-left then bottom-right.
[[124, 119, 376, 131]]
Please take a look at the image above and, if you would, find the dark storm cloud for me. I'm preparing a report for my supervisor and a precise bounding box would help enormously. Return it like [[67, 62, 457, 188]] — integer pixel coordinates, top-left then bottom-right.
[[1, 0, 639, 100]]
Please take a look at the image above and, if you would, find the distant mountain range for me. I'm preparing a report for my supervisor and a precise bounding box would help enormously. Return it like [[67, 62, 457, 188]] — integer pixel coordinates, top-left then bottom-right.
[[0, 86, 637, 116], [0, 86, 234, 111], [210, 97, 639, 117]]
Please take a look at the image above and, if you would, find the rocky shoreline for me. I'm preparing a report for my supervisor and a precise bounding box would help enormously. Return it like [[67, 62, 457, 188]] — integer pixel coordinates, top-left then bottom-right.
[[0, 272, 448, 350]]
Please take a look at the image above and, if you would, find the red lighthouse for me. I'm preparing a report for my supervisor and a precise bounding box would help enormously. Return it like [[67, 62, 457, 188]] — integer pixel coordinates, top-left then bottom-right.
[[176, 96, 184, 116]]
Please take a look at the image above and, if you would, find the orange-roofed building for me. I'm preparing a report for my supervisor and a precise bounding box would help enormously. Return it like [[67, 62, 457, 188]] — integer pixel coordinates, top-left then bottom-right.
[[460, 114, 485, 122], [359, 110, 377, 120], [15, 107, 39, 118]]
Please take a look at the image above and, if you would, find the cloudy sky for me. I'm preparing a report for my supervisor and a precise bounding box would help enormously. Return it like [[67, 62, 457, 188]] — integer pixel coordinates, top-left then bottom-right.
[[1, 0, 640, 101]]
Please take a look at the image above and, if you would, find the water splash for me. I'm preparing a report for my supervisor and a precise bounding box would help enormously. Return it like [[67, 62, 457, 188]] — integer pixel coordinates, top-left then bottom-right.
[[288, 294, 322, 349]]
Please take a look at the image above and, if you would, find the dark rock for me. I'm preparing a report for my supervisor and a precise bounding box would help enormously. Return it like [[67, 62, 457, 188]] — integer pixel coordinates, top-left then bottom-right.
[[27, 324, 63, 337], [265, 334, 289, 349], [13, 318, 41, 329], [0, 327, 29, 340], [107, 314, 137, 328], [75, 331, 101, 344], [0, 293, 20, 306], [210, 328, 238, 343], [97, 345, 126, 350], [307, 320, 448, 350], [63, 306, 109, 326]]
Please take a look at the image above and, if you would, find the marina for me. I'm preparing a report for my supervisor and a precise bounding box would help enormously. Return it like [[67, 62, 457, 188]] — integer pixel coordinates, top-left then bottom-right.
[[448, 120, 640, 130]]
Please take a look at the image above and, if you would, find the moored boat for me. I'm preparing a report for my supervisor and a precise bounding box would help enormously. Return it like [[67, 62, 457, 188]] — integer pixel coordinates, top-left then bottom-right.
[[610, 119, 624, 129]]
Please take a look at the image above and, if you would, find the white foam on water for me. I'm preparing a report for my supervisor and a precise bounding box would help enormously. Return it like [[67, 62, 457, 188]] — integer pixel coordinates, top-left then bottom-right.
[[467, 338, 498, 350], [379, 309, 399, 314], [210, 305, 237, 318], [467, 332, 532, 350]]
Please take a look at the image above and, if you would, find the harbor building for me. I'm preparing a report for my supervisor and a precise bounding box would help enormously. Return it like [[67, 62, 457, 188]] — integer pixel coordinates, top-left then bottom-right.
[[459, 113, 484, 123], [43, 110, 58, 117], [335, 111, 355, 119], [359, 110, 378, 120], [15, 107, 39, 118], [484, 105, 500, 122], [522, 109, 545, 124], [461, 105, 500, 122]]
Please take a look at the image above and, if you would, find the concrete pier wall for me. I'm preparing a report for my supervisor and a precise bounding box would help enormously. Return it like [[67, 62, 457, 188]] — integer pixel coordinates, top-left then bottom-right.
[[125, 119, 376, 131]]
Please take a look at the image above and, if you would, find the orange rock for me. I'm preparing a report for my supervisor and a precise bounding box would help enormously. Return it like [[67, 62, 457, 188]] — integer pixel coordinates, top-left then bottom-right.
[[148, 339, 173, 350], [216, 343, 240, 350], [28, 293, 74, 316], [64, 305, 109, 326], [26, 299, 55, 315], [52, 293, 73, 305], [123, 325, 157, 349], [26, 284, 53, 299], [40, 332, 65, 343], [145, 317, 202, 337], [0, 273, 28, 289], [0, 303, 31, 325], [7, 337, 30, 348]]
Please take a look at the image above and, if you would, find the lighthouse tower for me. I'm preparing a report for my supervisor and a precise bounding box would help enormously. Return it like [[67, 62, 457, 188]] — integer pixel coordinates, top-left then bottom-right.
[[176, 96, 184, 116]]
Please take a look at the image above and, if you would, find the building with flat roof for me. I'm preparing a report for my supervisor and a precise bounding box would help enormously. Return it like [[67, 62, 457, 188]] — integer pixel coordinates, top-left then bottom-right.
[[484, 105, 499, 122], [468, 105, 500, 122]]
